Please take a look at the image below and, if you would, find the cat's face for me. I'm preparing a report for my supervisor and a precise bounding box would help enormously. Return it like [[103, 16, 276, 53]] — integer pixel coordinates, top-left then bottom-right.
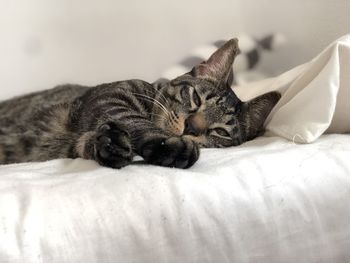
[[152, 38, 280, 148]]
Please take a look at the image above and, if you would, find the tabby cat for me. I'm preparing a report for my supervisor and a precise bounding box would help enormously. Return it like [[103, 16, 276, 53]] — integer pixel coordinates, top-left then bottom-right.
[[0, 38, 280, 169]]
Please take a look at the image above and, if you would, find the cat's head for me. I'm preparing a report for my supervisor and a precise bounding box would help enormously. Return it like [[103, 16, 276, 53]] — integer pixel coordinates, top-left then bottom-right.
[[153, 38, 281, 147]]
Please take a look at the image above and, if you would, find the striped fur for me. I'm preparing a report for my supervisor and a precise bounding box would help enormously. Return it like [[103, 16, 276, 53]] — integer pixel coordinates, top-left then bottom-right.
[[0, 38, 280, 169]]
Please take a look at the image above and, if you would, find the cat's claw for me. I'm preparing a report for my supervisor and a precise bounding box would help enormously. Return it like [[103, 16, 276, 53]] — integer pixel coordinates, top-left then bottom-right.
[[94, 122, 133, 168], [141, 136, 199, 169]]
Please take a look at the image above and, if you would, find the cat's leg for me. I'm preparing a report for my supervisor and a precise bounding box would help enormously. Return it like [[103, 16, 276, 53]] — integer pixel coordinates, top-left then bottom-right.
[[74, 115, 199, 169], [118, 114, 199, 168], [0, 124, 46, 164], [0, 130, 79, 164], [72, 85, 200, 169], [1, 103, 132, 166], [0, 134, 26, 164], [137, 133, 200, 169], [75, 121, 133, 168], [0, 103, 84, 164]]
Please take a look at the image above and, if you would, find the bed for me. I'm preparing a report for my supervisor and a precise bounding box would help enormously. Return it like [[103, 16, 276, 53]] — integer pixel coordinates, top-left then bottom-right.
[[0, 134, 349, 262], [0, 36, 349, 262]]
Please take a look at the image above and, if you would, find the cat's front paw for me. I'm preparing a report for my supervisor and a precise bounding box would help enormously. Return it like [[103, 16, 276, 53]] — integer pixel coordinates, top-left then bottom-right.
[[141, 136, 199, 169], [94, 122, 133, 168]]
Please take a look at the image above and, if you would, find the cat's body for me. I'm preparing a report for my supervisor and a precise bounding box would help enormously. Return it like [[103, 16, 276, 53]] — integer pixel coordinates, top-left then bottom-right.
[[0, 39, 280, 168], [0, 80, 195, 168]]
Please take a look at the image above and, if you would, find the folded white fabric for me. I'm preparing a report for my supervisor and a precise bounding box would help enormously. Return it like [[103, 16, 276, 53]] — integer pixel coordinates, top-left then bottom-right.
[[235, 34, 350, 143]]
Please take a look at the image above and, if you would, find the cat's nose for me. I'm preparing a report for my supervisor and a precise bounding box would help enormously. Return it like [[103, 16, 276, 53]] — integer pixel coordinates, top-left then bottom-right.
[[183, 114, 206, 136]]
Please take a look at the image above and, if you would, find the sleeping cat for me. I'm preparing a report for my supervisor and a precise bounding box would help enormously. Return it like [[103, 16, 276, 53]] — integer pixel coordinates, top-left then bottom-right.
[[0, 38, 280, 169]]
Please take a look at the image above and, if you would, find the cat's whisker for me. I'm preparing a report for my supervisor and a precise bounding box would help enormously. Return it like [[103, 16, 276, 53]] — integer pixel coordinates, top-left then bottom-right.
[[150, 85, 171, 106], [131, 93, 170, 118], [148, 113, 168, 123], [148, 111, 167, 117], [138, 86, 170, 108], [148, 112, 166, 118]]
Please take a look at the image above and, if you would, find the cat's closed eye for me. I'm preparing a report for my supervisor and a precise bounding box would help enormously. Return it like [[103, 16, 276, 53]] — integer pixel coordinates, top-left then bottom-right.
[[212, 128, 231, 138], [205, 93, 216, 100], [192, 89, 201, 107], [180, 85, 189, 100], [225, 119, 236, 125]]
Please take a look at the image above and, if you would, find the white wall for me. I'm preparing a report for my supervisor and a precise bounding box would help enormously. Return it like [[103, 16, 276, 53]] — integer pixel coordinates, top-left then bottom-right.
[[238, 0, 350, 75], [1, 0, 350, 100], [0, 0, 242, 99]]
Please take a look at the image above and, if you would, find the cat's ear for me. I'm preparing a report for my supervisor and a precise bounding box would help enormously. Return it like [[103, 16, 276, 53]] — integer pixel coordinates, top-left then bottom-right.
[[191, 38, 240, 84], [239, 91, 281, 140]]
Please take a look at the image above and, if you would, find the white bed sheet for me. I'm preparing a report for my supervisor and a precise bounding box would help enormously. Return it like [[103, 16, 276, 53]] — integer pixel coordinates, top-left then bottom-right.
[[0, 134, 349, 263]]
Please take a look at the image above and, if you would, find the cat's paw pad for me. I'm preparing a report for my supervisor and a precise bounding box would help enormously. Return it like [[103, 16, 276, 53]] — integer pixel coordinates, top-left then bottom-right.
[[95, 122, 133, 168], [142, 136, 199, 169]]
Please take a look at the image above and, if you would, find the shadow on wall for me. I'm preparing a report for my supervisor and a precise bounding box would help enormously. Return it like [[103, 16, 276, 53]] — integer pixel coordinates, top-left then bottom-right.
[[237, 0, 350, 75]]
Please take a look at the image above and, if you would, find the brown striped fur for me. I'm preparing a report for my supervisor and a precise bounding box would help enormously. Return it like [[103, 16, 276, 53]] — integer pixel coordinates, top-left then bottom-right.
[[0, 39, 280, 169]]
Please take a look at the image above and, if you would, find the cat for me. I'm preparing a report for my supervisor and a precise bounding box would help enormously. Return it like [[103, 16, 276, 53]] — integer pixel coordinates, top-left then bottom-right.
[[0, 38, 280, 169]]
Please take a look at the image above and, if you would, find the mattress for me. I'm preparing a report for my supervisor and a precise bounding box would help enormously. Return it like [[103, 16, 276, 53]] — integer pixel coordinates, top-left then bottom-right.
[[0, 134, 349, 262]]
